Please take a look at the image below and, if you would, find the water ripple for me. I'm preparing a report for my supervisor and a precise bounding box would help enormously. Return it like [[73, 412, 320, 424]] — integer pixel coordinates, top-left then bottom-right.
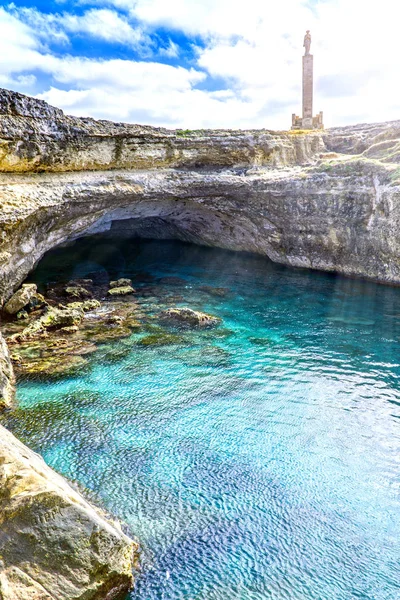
[[2, 238, 400, 600]]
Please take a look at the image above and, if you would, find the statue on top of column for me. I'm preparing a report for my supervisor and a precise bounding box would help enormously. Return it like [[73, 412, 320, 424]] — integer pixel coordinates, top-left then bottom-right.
[[303, 30, 311, 55]]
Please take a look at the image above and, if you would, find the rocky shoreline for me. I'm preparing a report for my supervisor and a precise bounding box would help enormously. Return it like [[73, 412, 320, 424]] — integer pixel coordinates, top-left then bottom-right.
[[2, 274, 220, 382], [1, 87, 400, 598]]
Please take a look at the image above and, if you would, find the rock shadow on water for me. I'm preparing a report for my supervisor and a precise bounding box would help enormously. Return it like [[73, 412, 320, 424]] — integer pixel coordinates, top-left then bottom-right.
[[0, 390, 109, 457], [179, 345, 232, 368], [137, 332, 190, 348]]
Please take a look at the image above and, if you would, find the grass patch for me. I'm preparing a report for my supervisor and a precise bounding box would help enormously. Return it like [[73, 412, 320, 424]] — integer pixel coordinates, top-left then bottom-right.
[[176, 129, 194, 138]]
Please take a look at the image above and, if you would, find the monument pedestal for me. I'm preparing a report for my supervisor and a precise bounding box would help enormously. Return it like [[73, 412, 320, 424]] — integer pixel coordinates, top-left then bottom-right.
[[291, 112, 324, 130]]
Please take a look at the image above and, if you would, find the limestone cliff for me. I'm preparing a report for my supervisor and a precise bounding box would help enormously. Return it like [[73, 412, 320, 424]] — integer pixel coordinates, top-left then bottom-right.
[[1, 88, 400, 305], [0, 333, 14, 410], [0, 424, 136, 600]]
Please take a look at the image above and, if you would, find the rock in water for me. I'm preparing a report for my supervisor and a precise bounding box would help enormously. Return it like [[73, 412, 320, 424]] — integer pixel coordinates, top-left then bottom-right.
[[3, 284, 38, 315], [64, 286, 92, 300], [9, 308, 85, 343], [67, 300, 101, 312], [0, 424, 137, 600], [110, 279, 133, 289], [107, 286, 136, 297], [159, 307, 221, 327]]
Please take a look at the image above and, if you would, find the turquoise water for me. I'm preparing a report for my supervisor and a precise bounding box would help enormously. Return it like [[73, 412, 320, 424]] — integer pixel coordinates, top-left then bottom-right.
[[3, 238, 400, 600]]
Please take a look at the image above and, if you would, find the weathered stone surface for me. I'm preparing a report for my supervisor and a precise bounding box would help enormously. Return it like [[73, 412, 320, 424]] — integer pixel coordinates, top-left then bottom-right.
[[159, 307, 221, 327], [0, 89, 323, 174], [110, 279, 133, 289], [10, 308, 84, 342], [0, 424, 137, 600], [0, 96, 400, 305], [107, 286, 135, 297], [67, 299, 101, 312], [64, 286, 92, 299], [0, 565, 53, 600], [3, 284, 37, 315], [0, 333, 15, 409]]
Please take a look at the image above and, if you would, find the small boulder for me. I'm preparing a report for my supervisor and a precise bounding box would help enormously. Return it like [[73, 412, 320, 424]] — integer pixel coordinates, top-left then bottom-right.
[[107, 286, 136, 297], [3, 284, 37, 315], [110, 278, 133, 289], [41, 307, 84, 330], [65, 286, 92, 300], [199, 285, 230, 298], [12, 307, 84, 341], [68, 300, 101, 312], [158, 307, 221, 328]]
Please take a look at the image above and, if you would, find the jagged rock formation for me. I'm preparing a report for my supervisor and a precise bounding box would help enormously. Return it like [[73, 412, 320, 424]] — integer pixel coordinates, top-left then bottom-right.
[[0, 333, 14, 410], [0, 424, 137, 600], [1, 87, 400, 599]]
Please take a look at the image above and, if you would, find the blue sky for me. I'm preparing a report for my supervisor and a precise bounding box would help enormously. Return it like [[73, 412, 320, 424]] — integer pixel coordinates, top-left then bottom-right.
[[1, 0, 399, 129]]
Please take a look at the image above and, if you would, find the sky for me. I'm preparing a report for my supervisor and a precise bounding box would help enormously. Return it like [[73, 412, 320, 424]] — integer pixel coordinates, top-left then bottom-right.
[[1, 0, 399, 130]]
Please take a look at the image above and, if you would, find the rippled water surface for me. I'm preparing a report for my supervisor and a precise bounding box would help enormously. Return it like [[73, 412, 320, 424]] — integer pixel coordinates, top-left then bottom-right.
[[3, 238, 400, 600]]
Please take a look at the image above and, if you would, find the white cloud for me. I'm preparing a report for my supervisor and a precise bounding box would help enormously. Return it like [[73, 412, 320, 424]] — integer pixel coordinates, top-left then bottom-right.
[[64, 8, 146, 47], [10, 5, 148, 50], [74, 0, 400, 127], [81, 0, 312, 39], [2, 1, 400, 129]]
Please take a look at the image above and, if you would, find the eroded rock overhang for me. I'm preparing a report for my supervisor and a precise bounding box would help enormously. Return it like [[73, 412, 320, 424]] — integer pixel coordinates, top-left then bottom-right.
[[1, 89, 400, 307]]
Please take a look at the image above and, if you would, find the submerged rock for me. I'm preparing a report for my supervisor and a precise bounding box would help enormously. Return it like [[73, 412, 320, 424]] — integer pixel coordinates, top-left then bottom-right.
[[68, 278, 93, 287], [3, 284, 38, 315], [110, 278, 133, 289], [180, 345, 232, 367], [67, 299, 101, 312], [9, 308, 84, 342], [84, 324, 132, 344], [19, 354, 89, 379], [107, 286, 136, 297], [159, 307, 221, 328], [138, 332, 187, 346], [158, 276, 187, 286], [64, 285, 92, 300], [0, 424, 137, 600], [199, 285, 230, 297]]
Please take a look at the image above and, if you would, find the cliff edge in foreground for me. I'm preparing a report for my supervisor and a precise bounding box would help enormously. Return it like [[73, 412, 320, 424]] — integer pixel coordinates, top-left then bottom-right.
[[0, 422, 137, 600]]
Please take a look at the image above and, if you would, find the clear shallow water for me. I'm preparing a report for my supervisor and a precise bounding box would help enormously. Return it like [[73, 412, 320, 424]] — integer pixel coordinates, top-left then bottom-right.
[[3, 238, 400, 600]]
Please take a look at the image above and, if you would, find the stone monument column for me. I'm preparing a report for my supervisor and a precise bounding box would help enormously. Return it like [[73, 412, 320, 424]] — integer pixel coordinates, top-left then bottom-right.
[[302, 51, 313, 129], [291, 31, 323, 130]]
